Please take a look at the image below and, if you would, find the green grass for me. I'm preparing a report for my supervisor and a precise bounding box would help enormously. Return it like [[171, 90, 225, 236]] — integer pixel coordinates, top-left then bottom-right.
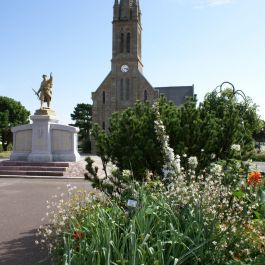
[[0, 151, 11, 158]]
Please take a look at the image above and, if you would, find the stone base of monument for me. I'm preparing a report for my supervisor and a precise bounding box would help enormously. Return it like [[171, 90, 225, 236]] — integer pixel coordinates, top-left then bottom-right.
[[10, 109, 80, 162], [0, 160, 69, 177]]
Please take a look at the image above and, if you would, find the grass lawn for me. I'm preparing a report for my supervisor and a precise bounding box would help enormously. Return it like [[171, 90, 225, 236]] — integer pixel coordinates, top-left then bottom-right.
[[0, 151, 11, 158]]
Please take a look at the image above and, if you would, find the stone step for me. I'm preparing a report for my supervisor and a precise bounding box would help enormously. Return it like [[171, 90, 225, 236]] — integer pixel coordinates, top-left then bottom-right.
[[0, 175, 84, 179], [0, 170, 64, 176], [0, 166, 67, 172], [2, 161, 70, 167]]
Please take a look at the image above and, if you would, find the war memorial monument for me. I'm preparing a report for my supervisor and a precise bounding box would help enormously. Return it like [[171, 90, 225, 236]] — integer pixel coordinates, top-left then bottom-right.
[[10, 73, 80, 162]]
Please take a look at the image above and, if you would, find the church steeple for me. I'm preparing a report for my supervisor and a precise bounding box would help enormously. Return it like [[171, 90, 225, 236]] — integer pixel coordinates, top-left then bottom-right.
[[120, 0, 130, 19], [92, 0, 160, 144], [113, 0, 141, 21], [112, 0, 142, 72]]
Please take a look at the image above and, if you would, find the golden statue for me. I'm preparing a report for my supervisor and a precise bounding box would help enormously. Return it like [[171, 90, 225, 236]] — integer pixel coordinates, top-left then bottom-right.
[[34, 72, 53, 108]]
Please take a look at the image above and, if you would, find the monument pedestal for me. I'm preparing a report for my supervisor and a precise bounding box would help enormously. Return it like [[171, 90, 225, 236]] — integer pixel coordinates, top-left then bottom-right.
[[27, 114, 58, 162], [11, 109, 80, 162]]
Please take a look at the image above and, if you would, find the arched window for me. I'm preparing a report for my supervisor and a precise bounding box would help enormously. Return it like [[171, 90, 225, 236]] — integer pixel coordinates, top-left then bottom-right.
[[102, 91, 105, 104], [120, 79, 124, 100], [126, 33, 130, 53], [120, 33, 124, 53], [126, 79, 130, 100], [102, 121, 105, 130], [144, 90, 148, 102]]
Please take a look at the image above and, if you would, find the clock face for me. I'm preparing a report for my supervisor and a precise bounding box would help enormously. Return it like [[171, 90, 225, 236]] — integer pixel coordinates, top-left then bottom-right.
[[121, 64, 129, 73]]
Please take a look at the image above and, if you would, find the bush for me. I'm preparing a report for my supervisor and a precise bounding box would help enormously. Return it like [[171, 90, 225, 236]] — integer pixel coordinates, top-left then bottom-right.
[[159, 89, 261, 169], [38, 160, 265, 265], [92, 101, 164, 180], [92, 89, 261, 178], [37, 109, 265, 264]]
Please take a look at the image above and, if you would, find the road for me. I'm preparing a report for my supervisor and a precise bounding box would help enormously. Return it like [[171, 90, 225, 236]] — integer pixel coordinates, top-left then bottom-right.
[[0, 179, 92, 265]]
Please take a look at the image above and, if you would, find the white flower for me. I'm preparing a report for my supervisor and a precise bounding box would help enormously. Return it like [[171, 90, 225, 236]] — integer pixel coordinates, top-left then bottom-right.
[[122, 169, 131, 179], [210, 163, 223, 176], [231, 144, 241, 152], [188, 156, 198, 169]]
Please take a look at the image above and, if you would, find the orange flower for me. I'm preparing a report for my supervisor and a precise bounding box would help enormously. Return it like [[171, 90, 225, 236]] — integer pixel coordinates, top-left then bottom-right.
[[247, 171, 262, 186], [73, 230, 85, 240]]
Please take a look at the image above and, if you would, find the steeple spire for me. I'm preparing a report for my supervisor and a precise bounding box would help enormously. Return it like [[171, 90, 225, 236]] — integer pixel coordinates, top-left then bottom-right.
[[113, 0, 141, 21], [120, 0, 131, 19], [113, 0, 119, 20]]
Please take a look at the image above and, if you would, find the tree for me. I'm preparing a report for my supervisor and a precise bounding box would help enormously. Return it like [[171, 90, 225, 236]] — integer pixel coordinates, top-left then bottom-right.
[[70, 103, 92, 152], [90, 88, 262, 180], [91, 101, 164, 180], [0, 96, 30, 151], [159, 89, 261, 169]]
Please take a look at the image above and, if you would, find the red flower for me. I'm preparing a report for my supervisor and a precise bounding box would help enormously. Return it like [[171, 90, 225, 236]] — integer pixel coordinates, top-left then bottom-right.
[[247, 171, 262, 186], [73, 230, 85, 240]]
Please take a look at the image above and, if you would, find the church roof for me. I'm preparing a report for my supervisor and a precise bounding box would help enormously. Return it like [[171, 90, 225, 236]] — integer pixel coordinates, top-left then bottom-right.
[[155, 86, 194, 106]]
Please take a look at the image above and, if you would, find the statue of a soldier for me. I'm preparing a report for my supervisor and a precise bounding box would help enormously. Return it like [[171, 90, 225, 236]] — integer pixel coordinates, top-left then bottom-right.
[[37, 73, 53, 108]]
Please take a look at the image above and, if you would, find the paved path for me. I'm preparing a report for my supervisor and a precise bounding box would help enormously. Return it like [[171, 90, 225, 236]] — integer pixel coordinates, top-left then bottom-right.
[[0, 179, 93, 265]]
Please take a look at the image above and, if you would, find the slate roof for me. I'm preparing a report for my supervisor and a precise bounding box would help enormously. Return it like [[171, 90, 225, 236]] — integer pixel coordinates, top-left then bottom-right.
[[155, 86, 194, 106]]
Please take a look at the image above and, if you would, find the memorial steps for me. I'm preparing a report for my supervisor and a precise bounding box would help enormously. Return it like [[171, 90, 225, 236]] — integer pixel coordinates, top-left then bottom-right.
[[0, 161, 70, 178]]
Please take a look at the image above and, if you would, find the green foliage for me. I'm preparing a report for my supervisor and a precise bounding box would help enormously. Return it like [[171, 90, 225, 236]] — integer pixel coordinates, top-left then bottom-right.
[[254, 120, 265, 142], [80, 138, 91, 154], [92, 88, 261, 177], [63, 190, 215, 265], [0, 96, 30, 151], [40, 176, 265, 265], [199, 90, 260, 160], [159, 89, 261, 170], [92, 101, 164, 180], [70, 103, 92, 153]]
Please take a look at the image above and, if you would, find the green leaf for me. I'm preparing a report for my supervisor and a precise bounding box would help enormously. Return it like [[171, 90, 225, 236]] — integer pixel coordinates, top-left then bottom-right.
[[233, 190, 244, 199]]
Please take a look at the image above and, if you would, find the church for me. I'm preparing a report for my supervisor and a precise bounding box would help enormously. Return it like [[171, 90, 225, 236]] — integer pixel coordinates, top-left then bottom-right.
[[91, 0, 194, 131]]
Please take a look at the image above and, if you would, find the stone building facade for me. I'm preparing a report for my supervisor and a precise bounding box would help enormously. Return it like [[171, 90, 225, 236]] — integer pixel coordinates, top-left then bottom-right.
[[92, 0, 194, 132]]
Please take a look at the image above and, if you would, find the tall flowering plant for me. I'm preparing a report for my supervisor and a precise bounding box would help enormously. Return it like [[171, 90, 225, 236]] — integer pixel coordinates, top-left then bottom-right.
[[153, 102, 181, 183]]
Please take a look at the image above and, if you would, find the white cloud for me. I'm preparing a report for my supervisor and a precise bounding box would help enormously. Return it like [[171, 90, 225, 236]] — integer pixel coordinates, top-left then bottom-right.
[[193, 0, 235, 8]]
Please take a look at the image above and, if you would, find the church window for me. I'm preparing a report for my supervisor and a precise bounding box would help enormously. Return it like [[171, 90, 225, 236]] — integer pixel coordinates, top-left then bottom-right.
[[120, 33, 124, 53], [144, 90, 148, 101], [126, 79, 130, 100], [120, 79, 124, 100], [102, 121, 105, 130], [126, 33, 130, 53], [102, 91, 105, 104]]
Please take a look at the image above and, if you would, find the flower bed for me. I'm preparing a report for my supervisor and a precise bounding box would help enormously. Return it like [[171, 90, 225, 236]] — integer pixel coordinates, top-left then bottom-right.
[[37, 101, 265, 264]]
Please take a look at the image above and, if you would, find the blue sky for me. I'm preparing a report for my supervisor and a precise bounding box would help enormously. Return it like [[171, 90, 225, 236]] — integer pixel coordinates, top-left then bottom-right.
[[0, 0, 264, 124]]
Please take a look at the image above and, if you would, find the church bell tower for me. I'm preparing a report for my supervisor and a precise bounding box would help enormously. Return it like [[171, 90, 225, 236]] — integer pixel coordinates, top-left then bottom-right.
[[112, 0, 143, 74], [92, 0, 158, 134]]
